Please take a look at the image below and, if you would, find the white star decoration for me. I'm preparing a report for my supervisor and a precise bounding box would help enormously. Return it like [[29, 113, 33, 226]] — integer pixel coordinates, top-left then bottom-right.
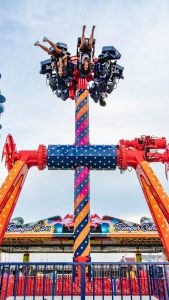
[[48, 145, 116, 169]]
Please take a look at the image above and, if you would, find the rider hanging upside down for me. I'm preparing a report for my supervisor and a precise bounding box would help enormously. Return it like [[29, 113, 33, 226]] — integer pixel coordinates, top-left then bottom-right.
[[34, 37, 75, 101], [77, 25, 95, 76], [34, 37, 69, 78], [34, 26, 124, 105]]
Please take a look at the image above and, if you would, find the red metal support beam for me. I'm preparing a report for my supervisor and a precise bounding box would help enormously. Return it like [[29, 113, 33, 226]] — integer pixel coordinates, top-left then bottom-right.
[[0, 135, 47, 244]]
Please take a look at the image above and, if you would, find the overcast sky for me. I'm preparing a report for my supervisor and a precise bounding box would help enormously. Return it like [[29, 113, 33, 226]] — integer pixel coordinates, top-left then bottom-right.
[[0, 0, 169, 224]]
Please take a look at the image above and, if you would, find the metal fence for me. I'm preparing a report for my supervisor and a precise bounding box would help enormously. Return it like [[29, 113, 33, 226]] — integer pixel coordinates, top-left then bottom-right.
[[0, 262, 168, 299]]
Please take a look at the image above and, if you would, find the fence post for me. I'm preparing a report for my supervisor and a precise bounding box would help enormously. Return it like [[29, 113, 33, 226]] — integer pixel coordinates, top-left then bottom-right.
[[164, 264, 169, 299], [80, 264, 85, 300]]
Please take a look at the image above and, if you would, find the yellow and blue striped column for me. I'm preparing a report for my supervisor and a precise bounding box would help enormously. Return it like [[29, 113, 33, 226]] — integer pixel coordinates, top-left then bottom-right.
[[74, 78, 90, 262]]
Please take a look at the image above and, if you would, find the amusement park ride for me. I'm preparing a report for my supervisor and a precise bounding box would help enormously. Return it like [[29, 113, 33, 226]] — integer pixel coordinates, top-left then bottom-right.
[[0, 26, 169, 265]]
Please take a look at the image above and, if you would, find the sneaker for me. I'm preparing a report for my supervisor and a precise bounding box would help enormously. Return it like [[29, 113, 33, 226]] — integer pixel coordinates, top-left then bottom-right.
[[56, 90, 61, 98], [43, 36, 48, 42], [100, 98, 106, 106], [34, 41, 40, 46]]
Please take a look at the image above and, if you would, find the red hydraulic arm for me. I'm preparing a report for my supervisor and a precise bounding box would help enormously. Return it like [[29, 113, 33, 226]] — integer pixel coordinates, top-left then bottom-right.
[[0, 135, 47, 244], [117, 135, 169, 258]]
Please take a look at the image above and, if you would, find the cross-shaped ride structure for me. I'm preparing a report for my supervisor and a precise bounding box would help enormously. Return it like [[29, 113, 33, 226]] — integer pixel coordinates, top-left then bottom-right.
[[0, 27, 169, 264]]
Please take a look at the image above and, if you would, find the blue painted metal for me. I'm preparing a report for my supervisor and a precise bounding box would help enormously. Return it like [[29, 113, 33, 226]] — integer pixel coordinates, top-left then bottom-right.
[[0, 94, 6, 103], [48, 145, 117, 170], [74, 85, 90, 263], [80, 264, 86, 300], [0, 262, 168, 299], [0, 103, 4, 113]]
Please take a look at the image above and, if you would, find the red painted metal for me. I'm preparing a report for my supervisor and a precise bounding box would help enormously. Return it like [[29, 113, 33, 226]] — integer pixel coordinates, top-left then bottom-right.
[[0, 275, 164, 297], [117, 136, 169, 170], [119, 136, 166, 150], [77, 78, 87, 90], [2, 134, 47, 170]]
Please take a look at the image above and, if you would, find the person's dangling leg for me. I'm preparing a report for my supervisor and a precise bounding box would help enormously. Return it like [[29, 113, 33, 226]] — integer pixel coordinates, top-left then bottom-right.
[[79, 25, 86, 50], [57, 57, 68, 77], [88, 25, 95, 49], [57, 58, 63, 77], [34, 41, 55, 57], [43, 37, 63, 55], [62, 55, 68, 67]]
